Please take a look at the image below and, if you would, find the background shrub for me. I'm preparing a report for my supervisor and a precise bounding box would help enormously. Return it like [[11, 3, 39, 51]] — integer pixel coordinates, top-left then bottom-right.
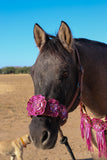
[[0, 66, 31, 74]]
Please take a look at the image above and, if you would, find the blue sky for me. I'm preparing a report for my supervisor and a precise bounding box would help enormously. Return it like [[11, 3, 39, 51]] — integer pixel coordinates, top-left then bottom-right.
[[0, 0, 107, 68]]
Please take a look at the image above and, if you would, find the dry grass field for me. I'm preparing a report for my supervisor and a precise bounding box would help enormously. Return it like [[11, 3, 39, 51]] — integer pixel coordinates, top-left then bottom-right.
[[0, 74, 92, 160]]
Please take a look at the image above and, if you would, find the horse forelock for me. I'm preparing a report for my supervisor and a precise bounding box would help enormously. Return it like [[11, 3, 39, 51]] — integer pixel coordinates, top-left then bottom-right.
[[39, 36, 74, 63]]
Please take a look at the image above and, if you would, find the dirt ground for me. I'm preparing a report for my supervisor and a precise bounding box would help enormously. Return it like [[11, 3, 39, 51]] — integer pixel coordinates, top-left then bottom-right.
[[0, 74, 92, 160]]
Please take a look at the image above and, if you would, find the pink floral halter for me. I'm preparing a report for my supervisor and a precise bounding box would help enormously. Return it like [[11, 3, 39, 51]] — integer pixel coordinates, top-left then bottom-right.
[[27, 95, 68, 125], [80, 102, 107, 158]]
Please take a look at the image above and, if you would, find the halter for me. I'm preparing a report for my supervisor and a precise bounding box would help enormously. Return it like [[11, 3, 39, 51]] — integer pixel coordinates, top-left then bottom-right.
[[27, 95, 68, 125], [27, 48, 84, 125], [67, 48, 84, 112], [26, 48, 83, 160]]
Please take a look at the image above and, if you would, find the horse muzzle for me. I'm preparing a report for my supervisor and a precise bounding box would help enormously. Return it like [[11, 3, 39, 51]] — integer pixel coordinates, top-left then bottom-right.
[[29, 116, 59, 149]]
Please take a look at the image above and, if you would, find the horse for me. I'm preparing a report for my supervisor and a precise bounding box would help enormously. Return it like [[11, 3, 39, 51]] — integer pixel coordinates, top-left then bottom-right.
[[29, 21, 107, 160]]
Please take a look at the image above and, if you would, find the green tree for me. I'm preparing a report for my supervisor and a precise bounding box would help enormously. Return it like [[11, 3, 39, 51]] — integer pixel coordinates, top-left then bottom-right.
[[1, 67, 15, 74], [0, 66, 31, 74]]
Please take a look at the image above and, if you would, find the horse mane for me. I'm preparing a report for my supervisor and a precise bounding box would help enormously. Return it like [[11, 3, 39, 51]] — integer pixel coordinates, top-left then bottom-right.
[[74, 38, 107, 48], [47, 34, 56, 39], [40, 34, 71, 61]]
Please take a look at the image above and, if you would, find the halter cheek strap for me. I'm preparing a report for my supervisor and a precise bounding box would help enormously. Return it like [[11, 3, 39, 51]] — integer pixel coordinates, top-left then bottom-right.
[[67, 48, 84, 112]]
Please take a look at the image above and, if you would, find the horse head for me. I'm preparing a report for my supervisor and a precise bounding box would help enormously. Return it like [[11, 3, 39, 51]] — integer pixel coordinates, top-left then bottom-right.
[[29, 21, 79, 149]]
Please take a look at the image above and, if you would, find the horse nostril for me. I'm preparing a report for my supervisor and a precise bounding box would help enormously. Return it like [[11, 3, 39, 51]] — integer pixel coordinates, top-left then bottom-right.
[[41, 131, 50, 145]]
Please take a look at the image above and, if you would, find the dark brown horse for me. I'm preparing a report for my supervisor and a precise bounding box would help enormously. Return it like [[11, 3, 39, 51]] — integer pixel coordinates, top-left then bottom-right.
[[29, 21, 107, 160]]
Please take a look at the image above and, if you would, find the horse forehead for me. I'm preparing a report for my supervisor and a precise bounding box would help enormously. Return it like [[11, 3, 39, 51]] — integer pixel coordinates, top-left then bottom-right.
[[38, 63, 61, 78], [36, 54, 63, 72]]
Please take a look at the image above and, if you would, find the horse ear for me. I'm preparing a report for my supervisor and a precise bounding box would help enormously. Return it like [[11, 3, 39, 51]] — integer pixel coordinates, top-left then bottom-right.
[[33, 24, 47, 50], [58, 21, 73, 52]]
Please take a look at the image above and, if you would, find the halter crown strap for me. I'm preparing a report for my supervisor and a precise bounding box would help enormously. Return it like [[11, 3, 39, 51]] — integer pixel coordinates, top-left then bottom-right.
[[67, 48, 84, 112], [20, 137, 26, 147]]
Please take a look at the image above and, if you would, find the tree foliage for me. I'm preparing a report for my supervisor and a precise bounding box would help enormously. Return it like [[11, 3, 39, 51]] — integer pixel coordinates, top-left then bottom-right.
[[0, 66, 31, 74]]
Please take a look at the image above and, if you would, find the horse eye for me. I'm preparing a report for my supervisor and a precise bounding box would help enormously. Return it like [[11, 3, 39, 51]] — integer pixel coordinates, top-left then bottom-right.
[[62, 71, 69, 78]]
